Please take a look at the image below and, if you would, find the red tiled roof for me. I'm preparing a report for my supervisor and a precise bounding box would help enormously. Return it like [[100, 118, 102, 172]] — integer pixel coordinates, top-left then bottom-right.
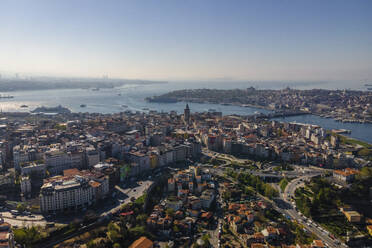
[[129, 236, 153, 248]]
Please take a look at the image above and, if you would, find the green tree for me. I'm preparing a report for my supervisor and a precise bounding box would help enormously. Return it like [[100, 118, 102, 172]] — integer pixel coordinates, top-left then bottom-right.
[[222, 191, 231, 201], [244, 186, 255, 196], [13, 229, 28, 246], [358, 148, 372, 157], [16, 203, 27, 212], [113, 243, 122, 248], [165, 208, 175, 217], [13, 227, 42, 247], [136, 214, 148, 225], [107, 222, 121, 244], [279, 178, 289, 191], [173, 225, 180, 233], [135, 193, 147, 206], [359, 166, 372, 179], [264, 184, 278, 199], [128, 226, 146, 239]]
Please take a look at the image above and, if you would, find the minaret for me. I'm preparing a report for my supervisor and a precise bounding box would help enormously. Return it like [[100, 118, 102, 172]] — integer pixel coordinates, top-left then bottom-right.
[[184, 104, 190, 124]]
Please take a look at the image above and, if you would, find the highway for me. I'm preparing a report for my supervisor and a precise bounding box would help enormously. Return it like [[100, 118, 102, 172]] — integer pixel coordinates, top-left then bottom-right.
[[281, 176, 347, 248], [206, 159, 347, 248]]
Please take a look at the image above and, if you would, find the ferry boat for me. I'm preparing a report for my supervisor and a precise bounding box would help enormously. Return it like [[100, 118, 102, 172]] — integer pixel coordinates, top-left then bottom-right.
[[20, 105, 28, 108], [333, 129, 351, 134], [0, 95, 14, 99]]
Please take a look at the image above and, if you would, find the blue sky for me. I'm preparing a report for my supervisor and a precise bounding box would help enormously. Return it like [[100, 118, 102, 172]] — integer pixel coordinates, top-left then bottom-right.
[[0, 0, 371, 82]]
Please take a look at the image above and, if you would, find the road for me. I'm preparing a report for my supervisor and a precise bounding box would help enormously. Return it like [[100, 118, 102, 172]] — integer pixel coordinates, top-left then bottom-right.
[[102, 180, 153, 216], [206, 162, 347, 248], [0, 212, 46, 227], [203, 149, 321, 180], [281, 176, 347, 248], [208, 185, 224, 248]]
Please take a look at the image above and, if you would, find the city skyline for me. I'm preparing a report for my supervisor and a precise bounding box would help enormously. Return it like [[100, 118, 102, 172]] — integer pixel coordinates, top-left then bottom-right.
[[0, 0, 371, 83]]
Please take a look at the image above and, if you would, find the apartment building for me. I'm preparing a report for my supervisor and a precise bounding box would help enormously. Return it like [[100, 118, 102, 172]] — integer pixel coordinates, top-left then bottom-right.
[[333, 168, 359, 183], [40, 170, 109, 213], [0, 219, 14, 248], [20, 176, 31, 195], [44, 149, 72, 175], [85, 147, 100, 167]]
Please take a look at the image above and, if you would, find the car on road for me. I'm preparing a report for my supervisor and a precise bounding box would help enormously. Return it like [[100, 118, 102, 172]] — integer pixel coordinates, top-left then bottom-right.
[[10, 210, 19, 215]]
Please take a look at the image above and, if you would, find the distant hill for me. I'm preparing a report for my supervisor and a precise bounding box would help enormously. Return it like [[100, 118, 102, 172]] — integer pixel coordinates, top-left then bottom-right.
[[0, 77, 166, 92]]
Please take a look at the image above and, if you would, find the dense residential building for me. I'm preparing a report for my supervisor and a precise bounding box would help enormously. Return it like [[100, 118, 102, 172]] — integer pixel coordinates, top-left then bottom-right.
[[0, 102, 369, 247], [0, 219, 14, 248]]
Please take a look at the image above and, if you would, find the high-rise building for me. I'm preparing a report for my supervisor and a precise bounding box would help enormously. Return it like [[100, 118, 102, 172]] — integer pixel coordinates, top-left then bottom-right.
[[184, 104, 190, 124]]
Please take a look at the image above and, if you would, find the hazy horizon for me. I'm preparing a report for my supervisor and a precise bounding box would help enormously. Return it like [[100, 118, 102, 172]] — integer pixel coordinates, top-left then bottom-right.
[[1, 0, 372, 83]]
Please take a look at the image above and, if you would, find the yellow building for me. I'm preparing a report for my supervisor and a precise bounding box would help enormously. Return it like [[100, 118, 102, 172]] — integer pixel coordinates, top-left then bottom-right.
[[344, 210, 362, 223], [149, 154, 158, 169], [367, 225, 372, 236]]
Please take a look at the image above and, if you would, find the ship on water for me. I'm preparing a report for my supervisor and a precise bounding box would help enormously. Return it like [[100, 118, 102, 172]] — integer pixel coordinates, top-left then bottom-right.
[[0, 94, 14, 99], [31, 105, 71, 114]]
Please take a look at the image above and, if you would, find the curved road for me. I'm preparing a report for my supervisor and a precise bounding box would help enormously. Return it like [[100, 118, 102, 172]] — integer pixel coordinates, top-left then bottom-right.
[[281, 176, 347, 248], [204, 152, 347, 248]]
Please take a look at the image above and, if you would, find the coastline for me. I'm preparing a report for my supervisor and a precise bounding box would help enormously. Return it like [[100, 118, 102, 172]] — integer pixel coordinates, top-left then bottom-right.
[[147, 87, 372, 124]]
